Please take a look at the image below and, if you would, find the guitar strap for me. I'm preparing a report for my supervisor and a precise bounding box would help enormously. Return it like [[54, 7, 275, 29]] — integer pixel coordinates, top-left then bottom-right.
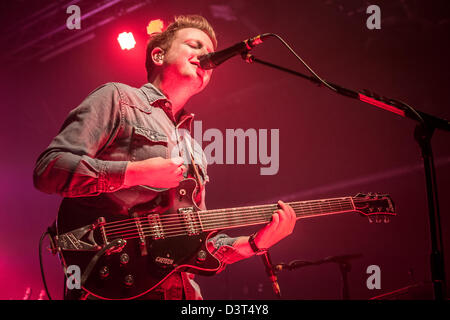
[[175, 122, 205, 200]]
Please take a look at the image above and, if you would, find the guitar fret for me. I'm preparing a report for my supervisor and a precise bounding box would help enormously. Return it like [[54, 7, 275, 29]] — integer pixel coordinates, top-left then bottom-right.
[[198, 197, 355, 231], [104, 197, 357, 240]]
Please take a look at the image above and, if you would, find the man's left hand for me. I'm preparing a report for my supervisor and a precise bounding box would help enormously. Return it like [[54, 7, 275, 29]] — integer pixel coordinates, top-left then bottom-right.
[[253, 200, 297, 250]]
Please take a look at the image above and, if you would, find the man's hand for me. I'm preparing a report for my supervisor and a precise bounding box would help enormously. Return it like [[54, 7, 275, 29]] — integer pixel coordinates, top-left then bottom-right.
[[123, 156, 187, 188], [253, 200, 297, 250]]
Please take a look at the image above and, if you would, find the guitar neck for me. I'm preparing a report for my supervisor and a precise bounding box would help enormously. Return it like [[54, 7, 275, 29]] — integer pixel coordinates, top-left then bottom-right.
[[63, 192, 392, 248], [198, 197, 355, 232]]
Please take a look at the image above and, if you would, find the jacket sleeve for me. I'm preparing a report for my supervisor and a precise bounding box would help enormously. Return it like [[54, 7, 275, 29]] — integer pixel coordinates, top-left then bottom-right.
[[33, 83, 128, 197], [207, 233, 249, 273]]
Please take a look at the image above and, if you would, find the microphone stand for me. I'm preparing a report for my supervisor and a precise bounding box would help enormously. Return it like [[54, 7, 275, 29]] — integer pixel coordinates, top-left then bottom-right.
[[273, 254, 363, 300], [243, 53, 450, 300], [261, 250, 282, 298]]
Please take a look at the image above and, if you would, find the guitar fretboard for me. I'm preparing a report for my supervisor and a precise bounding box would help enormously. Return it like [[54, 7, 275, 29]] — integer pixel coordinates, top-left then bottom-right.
[[102, 197, 356, 242], [198, 197, 355, 231]]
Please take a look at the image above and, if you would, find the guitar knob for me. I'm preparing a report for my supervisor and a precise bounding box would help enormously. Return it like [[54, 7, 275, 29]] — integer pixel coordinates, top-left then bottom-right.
[[99, 266, 109, 279], [120, 253, 130, 265], [384, 216, 390, 223], [197, 250, 207, 263], [124, 274, 134, 287]]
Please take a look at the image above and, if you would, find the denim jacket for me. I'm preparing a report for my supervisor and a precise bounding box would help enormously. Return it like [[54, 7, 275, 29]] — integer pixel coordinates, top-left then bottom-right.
[[33, 82, 244, 300]]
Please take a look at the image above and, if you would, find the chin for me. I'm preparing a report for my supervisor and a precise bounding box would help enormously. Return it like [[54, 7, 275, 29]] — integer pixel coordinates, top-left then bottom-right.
[[184, 74, 206, 92]]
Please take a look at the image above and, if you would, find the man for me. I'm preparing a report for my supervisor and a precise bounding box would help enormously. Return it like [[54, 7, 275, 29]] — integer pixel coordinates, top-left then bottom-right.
[[34, 15, 296, 300]]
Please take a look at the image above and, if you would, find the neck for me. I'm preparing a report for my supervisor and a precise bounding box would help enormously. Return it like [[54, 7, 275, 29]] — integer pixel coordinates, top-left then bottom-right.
[[152, 76, 193, 119]]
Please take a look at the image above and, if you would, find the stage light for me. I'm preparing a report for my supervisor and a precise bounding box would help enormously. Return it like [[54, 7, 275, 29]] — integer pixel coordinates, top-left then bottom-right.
[[117, 32, 136, 50], [146, 19, 164, 35]]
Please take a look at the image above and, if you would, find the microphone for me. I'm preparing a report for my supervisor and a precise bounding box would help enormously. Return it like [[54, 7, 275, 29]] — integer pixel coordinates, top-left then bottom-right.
[[198, 33, 271, 70]]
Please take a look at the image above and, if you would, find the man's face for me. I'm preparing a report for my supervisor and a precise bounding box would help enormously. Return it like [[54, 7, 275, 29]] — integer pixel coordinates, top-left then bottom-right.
[[161, 27, 214, 95]]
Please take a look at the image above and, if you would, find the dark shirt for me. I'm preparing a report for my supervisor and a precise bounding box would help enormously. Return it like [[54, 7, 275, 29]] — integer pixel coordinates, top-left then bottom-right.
[[34, 82, 243, 300]]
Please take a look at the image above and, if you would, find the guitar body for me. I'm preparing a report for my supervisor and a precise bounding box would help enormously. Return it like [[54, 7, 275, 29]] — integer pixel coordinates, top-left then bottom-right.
[[56, 179, 221, 300], [55, 178, 395, 300]]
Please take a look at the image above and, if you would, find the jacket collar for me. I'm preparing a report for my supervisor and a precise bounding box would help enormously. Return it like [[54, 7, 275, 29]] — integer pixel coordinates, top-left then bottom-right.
[[140, 82, 168, 107], [140, 83, 195, 128]]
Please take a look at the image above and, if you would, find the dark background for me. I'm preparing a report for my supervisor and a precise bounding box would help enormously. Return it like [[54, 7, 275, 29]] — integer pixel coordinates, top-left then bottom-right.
[[0, 0, 449, 300]]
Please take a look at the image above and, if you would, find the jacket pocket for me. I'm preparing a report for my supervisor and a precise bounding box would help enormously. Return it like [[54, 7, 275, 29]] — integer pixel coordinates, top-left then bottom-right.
[[131, 126, 168, 161]]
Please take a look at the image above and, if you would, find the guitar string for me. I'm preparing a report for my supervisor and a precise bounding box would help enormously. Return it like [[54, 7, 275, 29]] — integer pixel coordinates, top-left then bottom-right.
[[107, 215, 275, 239], [103, 203, 354, 237], [106, 210, 356, 240], [108, 206, 355, 238], [102, 198, 355, 232], [102, 198, 386, 239], [103, 201, 355, 237], [103, 199, 386, 240], [103, 202, 354, 236], [106, 212, 344, 241], [106, 209, 359, 241], [103, 201, 353, 234], [102, 197, 355, 228], [107, 209, 394, 243], [103, 203, 356, 239]]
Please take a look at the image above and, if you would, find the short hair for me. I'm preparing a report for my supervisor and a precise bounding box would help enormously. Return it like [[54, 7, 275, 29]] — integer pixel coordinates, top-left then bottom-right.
[[145, 15, 217, 82]]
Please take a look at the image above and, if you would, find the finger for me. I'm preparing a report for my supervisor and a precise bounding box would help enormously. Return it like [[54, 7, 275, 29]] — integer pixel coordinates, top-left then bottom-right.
[[286, 205, 296, 231], [268, 210, 280, 228], [178, 165, 187, 176], [171, 157, 184, 166], [278, 200, 291, 212], [276, 208, 294, 233], [287, 204, 296, 221], [276, 208, 288, 223], [279, 201, 295, 222]]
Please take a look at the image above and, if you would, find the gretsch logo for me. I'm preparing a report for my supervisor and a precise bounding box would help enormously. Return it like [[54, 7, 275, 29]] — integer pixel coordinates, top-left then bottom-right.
[[155, 256, 174, 265]]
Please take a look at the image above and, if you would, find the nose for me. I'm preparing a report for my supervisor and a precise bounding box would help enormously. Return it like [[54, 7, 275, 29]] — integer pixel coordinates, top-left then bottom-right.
[[199, 46, 211, 57]]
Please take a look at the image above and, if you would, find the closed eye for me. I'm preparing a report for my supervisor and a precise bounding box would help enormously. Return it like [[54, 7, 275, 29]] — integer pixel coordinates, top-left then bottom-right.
[[186, 40, 212, 53]]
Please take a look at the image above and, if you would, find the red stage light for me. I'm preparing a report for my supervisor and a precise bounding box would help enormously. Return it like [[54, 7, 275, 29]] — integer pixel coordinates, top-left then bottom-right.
[[146, 19, 164, 35], [117, 32, 136, 50]]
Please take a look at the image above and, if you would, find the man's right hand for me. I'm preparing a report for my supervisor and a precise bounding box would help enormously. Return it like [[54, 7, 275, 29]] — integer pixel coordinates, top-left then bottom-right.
[[123, 156, 187, 189]]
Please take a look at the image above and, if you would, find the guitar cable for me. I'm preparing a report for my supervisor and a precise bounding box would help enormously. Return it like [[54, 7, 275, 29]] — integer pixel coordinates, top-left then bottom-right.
[[39, 230, 53, 300], [249, 34, 427, 126]]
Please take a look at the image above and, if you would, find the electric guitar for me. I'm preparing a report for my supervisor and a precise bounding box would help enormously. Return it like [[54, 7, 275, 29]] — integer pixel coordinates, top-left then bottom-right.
[[55, 178, 396, 299]]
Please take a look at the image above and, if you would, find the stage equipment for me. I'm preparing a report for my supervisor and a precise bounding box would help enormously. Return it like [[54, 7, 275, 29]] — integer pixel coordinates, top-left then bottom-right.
[[273, 254, 363, 300], [225, 32, 449, 300]]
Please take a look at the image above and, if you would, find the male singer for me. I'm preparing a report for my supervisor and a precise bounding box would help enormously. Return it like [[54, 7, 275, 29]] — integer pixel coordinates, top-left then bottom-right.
[[34, 15, 296, 300]]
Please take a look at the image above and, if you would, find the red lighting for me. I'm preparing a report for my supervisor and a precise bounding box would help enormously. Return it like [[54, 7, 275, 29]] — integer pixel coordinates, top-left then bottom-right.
[[358, 93, 406, 117], [146, 19, 164, 35], [117, 32, 136, 50]]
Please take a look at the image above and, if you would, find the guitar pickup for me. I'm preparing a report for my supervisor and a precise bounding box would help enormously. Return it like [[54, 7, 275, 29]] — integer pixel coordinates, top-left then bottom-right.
[[147, 214, 165, 239], [178, 207, 201, 236]]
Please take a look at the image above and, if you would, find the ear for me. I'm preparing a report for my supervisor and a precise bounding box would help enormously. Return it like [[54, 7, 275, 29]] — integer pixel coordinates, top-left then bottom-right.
[[151, 47, 165, 66]]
